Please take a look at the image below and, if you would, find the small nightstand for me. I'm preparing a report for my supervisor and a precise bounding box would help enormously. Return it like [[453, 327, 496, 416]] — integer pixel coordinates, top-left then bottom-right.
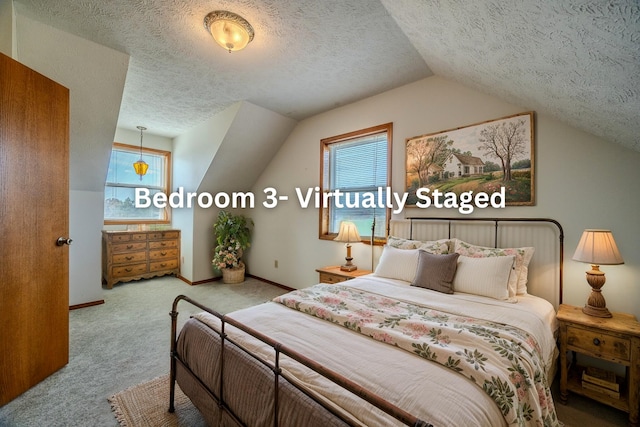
[[557, 304, 640, 426], [316, 266, 372, 284]]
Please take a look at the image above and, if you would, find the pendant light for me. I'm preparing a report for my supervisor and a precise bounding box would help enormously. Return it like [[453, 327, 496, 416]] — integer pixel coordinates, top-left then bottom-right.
[[132, 126, 148, 180]]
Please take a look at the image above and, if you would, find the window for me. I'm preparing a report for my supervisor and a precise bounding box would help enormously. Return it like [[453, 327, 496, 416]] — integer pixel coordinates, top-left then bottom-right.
[[104, 143, 171, 224], [320, 123, 392, 243]]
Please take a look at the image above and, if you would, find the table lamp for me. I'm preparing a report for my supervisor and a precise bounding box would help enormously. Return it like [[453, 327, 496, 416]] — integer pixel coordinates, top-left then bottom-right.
[[572, 229, 624, 318], [334, 221, 361, 271]]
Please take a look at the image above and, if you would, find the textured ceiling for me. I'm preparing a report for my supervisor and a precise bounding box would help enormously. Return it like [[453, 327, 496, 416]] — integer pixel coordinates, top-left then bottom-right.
[[381, 0, 640, 151], [13, 0, 640, 152], [13, 0, 429, 137]]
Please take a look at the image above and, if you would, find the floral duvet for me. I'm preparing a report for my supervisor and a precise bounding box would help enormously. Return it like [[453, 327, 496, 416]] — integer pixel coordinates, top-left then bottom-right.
[[274, 282, 560, 427], [193, 275, 560, 427]]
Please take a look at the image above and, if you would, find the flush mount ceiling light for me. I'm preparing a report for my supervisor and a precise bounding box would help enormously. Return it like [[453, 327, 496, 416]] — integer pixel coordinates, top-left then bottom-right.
[[204, 10, 254, 53]]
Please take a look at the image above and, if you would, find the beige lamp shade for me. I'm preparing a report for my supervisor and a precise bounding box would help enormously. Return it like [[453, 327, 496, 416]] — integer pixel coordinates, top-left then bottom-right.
[[204, 11, 254, 52], [572, 229, 624, 265], [334, 221, 361, 271], [334, 221, 362, 243], [572, 229, 623, 318]]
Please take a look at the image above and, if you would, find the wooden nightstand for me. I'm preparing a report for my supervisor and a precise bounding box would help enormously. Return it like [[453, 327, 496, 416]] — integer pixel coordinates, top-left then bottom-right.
[[557, 304, 640, 426], [316, 266, 372, 284]]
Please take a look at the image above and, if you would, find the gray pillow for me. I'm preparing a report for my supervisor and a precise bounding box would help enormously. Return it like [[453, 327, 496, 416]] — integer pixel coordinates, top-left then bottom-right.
[[411, 251, 460, 294]]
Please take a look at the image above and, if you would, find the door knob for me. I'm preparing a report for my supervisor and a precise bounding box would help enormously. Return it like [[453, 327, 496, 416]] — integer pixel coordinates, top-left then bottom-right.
[[56, 237, 73, 246]]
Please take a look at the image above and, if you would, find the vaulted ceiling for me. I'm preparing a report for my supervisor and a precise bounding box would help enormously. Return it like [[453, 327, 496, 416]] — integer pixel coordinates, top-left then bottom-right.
[[14, 0, 640, 152]]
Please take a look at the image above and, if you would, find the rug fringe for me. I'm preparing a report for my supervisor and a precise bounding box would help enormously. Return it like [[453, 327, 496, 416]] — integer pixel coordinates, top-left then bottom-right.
[[108, 394, 129, 427]]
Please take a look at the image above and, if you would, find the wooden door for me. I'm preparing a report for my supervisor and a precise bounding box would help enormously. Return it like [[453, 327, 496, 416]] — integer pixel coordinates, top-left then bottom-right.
[[0, 53, 70, 405]]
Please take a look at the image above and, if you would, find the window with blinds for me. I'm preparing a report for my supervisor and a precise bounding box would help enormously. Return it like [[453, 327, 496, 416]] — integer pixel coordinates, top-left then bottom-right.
[[320, 123, 392, 242], [104, 143, 171, 224]]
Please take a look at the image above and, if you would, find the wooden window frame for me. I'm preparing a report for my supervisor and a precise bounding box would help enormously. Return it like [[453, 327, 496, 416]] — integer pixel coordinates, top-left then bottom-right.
[[104, 142, 172, 225], [319, 123, 392, 244]]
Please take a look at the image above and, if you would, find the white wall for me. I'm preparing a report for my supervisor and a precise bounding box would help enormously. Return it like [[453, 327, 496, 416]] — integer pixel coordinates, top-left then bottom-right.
[[69, 191, 104, 306], [0, 0, 15, 56], [12, 10, 129, 307], [248, 75, 640, 319], [172, 102, 297, 283]]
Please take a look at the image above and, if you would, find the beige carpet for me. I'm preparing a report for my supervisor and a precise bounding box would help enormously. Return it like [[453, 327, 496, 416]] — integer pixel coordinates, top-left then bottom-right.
[[108, 375, 206, 427]]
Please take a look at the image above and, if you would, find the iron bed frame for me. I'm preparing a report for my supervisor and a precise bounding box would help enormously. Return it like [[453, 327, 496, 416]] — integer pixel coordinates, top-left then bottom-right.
[[168, 216, 564, 427]]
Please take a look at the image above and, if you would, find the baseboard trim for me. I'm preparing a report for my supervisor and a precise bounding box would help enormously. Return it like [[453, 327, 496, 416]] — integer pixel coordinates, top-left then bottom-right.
[[178, 275, 221, 286], [247, 274, 295, 292], [177, 273, 293, 292], [69, 300, 105, 310]]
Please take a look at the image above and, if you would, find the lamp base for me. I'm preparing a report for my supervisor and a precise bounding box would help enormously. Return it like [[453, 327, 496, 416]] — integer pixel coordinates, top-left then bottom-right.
[[581, 266, 612, 318], [340, 264, 357, 272], [582, 304, 612, 318]]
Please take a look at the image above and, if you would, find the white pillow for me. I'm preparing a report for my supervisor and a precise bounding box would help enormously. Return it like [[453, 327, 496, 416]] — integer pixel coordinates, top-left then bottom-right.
[[453, 239, 534, 296], [374, 245, 419, 283], [453, 255, 516, 301]]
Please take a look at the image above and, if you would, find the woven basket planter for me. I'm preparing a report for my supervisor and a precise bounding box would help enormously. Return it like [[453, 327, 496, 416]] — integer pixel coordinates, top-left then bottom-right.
[[221, 263, 245, 284]]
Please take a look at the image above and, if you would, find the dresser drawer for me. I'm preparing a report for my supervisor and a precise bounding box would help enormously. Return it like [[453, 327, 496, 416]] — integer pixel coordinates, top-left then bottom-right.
[[112, 251, 147, 264], [150, 259, 179, 272], [319, 272, 348, 284], [112, 242, 147, 252], [149, 240, 178, 249], [149, 248, 178, 260], [148, 231, 180, 240], [112, 263, 147, 278], [566, 325, 630, 361], [110, 233, 132, 243]]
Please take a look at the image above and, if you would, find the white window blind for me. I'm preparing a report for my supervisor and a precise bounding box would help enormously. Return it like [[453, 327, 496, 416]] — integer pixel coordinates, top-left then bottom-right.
[[325, 130, 389, 239]]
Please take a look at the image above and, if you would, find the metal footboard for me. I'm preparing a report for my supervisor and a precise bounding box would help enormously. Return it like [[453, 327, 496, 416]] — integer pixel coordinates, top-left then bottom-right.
[[169, 294, 433, 427]]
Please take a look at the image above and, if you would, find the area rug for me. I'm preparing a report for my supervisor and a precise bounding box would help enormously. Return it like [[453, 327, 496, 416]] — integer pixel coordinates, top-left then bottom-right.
[[108, 375, 206, 426]]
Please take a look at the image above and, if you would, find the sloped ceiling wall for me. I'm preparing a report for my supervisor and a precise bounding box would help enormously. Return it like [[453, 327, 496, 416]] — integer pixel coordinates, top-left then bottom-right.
[[381, 0, 640, 152], [15, 14, 129, 191]]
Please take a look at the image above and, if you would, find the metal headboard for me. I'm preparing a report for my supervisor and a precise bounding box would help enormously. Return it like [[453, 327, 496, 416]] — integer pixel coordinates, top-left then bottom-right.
[[391, 217, 564, 306]]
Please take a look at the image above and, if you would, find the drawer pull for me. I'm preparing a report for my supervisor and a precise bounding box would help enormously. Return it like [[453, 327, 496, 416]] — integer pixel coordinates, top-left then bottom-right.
[[161, 242, 167, 246], [160, 263, 167, 267], [125, 256, 133, 260], [125, 268, 132, 272], [160, 251, 167, 256], [127, 245, 133, 249], [593, 338, 601, 346]]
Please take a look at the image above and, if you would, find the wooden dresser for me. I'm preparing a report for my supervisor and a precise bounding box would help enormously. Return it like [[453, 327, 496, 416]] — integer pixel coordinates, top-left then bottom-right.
[[102, 230, 180, 289]]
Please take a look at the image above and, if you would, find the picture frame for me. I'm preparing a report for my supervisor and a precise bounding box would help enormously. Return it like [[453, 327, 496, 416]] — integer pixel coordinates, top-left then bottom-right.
[[405, 111, 535, 206]]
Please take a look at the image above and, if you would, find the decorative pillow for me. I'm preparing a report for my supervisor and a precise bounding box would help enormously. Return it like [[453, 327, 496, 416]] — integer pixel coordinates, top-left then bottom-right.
[[452, 255, 516, 301], [387, 236, 450, 254], [453, 240, 534, 296], [386, 236, 422, 249], [417, 239, 451, 254], [374, 245, 420, 283], [411, 252, 460, 294]]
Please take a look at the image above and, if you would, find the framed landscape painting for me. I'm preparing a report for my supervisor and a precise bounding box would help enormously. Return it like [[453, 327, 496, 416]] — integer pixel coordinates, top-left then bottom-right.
[[405, 111, 535, 206]]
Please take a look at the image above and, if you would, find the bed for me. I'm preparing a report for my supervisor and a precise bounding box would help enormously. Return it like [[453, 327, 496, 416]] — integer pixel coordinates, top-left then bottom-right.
[[169, 217, 565, 427]]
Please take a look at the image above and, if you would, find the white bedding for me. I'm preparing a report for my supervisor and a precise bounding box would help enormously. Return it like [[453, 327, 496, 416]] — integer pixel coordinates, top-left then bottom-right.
[[194, 274, 559, 427]]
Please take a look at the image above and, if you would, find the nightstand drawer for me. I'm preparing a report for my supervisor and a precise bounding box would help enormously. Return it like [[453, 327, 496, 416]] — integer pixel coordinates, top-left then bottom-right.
[[566, 325, 630, 361], [319, 272, 348, 284]]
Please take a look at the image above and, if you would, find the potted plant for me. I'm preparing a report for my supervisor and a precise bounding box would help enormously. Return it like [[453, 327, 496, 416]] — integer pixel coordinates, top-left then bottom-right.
[[212, 210, 253, 283]]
